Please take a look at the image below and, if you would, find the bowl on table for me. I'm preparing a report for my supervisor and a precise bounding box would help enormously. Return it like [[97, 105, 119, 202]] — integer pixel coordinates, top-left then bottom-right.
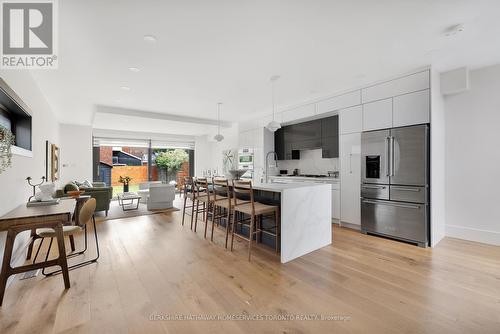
[[228, 169, 247, 180]]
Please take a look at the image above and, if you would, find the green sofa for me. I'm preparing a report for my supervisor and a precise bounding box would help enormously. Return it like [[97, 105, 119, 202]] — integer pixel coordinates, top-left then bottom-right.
[[55, 182, 113, 216]]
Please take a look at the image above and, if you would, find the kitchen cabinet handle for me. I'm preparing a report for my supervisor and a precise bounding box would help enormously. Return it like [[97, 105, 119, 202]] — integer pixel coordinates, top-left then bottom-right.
[[362, 200, 421, 210], [349, 153, 352, 174]]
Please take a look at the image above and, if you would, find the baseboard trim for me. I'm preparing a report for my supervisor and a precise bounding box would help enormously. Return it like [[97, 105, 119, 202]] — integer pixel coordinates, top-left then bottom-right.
[[446, 224, 500, 246], [338, 221, 361, 231]]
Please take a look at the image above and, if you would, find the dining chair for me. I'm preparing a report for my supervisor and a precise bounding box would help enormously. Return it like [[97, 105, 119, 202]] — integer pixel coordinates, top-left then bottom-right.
[[32, 198, 100, 275]]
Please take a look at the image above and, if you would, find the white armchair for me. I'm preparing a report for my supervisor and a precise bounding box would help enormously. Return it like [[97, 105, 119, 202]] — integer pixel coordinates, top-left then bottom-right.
[[147, 184, 175, 210], [138, 181, 162, 203]]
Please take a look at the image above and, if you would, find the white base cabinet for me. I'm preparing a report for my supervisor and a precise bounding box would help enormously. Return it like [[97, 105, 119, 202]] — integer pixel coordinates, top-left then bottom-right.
[[340, 132, 361, 226], [332, 189, 340, 220]]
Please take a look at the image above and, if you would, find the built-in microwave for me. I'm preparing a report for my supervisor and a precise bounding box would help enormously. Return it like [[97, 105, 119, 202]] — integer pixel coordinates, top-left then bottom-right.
[[238, 148, 254, 166]]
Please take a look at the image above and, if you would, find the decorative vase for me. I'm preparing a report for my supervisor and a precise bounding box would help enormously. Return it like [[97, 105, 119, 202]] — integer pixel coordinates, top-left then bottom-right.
[[123, 184, 129, 193]]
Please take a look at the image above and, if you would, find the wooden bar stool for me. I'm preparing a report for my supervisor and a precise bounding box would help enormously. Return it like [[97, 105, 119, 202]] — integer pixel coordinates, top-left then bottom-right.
[[196, 178, 228, 239], [181, 176, 194, 227], [211, 178, 233, 247], [230, 180, 280, 261], [192, 177, 209, 233]]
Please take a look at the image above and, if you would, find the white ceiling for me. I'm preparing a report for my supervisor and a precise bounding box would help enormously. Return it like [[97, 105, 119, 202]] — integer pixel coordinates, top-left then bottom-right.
[[31, 0, 500, 135]]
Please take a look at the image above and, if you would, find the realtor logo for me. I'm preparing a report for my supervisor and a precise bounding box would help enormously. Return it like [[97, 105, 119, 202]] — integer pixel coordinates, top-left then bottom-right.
[[1, 0, 58, 69]]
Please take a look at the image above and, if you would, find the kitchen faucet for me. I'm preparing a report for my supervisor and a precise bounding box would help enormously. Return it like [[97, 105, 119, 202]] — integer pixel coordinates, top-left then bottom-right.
[[265, 151, 278, 183]]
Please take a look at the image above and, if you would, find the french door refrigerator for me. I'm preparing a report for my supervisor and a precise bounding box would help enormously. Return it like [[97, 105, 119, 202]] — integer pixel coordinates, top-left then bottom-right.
[[361, 124, 429, 247]]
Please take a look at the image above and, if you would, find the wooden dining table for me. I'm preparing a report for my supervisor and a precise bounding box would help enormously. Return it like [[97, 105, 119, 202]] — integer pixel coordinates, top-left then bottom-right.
[[0, 199, 75, 306]]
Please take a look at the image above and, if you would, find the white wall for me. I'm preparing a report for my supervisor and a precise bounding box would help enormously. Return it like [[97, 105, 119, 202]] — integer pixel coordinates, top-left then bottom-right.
[[0, 71, 60, 279], [430, 69, 446, 246], [444, 64, 500, 245], [194, 123, 239, 177], [59, 124, 93, 184]]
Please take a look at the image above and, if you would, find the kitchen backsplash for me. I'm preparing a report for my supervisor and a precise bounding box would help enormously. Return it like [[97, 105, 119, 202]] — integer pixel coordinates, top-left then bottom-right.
[[276, 149, 339, 175]]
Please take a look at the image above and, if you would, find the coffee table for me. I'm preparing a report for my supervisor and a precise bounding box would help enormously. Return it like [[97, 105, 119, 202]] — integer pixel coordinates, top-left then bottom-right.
[[117, 192, 141, 211]]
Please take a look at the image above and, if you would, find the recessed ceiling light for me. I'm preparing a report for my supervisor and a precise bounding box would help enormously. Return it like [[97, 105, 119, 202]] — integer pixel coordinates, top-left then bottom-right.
[[143, 35, 157, 42], [120, 86, 131, 91], [128, 67, 140, 72], [444, 24, 465, 36]]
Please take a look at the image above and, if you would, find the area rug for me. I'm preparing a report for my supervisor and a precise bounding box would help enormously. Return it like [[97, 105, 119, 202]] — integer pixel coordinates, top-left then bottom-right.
[[95, 200, 179, 221]]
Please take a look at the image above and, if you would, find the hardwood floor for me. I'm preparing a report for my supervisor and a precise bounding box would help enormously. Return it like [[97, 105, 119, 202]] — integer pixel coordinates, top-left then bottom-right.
[[1, 202, 499, 333]]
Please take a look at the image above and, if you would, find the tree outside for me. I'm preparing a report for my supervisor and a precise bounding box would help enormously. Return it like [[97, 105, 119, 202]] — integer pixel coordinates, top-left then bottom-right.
[[154, 149, 189, 183]]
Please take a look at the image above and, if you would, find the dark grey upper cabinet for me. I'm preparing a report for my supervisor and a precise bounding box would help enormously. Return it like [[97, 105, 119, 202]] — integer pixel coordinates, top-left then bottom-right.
[[275, 128, 285, 160], [321, 116, 339, 158], [274, 116, 338, 160]]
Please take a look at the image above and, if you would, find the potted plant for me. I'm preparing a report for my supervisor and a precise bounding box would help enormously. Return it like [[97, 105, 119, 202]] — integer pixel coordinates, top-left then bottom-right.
[[0, 125, 14, 174], [118, 175, 132, 193], [155, 149, 188, 184]]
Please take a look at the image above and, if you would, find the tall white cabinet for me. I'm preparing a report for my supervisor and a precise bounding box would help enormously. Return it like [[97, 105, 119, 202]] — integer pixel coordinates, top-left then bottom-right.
[[340, 132, 361, 226], [339, 105, 362, 227]]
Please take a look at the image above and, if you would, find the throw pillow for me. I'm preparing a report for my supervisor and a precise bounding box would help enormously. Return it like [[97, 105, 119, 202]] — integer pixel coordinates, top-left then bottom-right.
[[82, 180, 93, 188], [64, 182, 79, 193], [74, 180, 85, 187]]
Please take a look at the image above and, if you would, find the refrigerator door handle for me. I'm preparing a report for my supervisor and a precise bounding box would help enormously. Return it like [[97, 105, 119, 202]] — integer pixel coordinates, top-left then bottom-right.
[[391, 186, 421, 192], [362, 199, 421, 210], [385, 136, 391, 176], [390, 136, 395, 177], [362, 185, 387, 190]]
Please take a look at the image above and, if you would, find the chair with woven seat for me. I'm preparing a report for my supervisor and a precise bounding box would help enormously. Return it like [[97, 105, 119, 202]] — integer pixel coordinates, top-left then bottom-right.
[[210, 178, 232, 246], [181, 176, 194, 227], [32, 198, 100, 275], [230, 180, 280, 260], [191, 177, 209, 233], [194, 178, 228, 238]]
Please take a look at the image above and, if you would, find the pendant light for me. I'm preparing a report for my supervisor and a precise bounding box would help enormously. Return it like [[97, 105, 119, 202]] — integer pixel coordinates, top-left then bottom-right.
[[214, 102, 224, 142], [266, 75, 281, 132]]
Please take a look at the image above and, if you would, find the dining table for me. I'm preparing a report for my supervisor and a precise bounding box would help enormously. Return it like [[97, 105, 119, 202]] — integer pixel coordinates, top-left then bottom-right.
[[0, 199, 76, 306]]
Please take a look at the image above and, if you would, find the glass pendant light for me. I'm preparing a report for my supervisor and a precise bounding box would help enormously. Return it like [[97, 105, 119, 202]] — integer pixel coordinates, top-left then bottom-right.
[[266, 75, 281, 132], [214, 102, 224, 142]]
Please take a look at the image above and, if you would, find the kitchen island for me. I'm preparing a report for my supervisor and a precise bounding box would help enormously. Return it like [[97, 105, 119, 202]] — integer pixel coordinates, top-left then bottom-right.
[[252, 182, 332, 263]]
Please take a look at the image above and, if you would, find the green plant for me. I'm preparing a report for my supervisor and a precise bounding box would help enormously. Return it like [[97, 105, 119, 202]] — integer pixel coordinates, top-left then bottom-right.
[[155, 149, 188, 173], [0, 125, 14, 174], [118, 175, 132, 185]]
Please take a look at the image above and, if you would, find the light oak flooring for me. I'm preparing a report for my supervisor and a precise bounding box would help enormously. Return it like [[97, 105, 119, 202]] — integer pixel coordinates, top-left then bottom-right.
[[1, 202, 499, 333]]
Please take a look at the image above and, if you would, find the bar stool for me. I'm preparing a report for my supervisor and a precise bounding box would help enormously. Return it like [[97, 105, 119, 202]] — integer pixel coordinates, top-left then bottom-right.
[[211, 178, 233, 247], [195, 178, 227, 238], [192, 177, 209, 233], [230, 180, 280, 261], [181, 176, 194, 227]]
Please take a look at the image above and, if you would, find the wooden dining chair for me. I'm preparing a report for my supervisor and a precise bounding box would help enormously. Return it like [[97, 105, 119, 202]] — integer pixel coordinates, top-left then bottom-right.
[[32, 198, 100, 275], [230, 180, 280, 260]]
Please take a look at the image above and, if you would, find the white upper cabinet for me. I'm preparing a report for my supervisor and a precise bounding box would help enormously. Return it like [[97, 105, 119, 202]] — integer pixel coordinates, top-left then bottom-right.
[[393, 89, 430, 127], [316, 90, 361, 115], [281, 104, 315, 123], [361, 70, 430, 103], [339, 105, 362, 134], [362, 98, 392, 131]]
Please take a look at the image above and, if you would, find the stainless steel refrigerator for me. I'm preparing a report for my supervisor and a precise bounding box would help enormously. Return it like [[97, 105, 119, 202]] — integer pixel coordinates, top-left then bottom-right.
[[361, 124, 429, 247]]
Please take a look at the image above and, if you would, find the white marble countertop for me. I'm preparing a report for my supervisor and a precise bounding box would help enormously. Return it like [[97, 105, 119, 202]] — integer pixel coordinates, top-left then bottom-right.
[[268, 175, 340, 182], [252, 181, 331, 192]]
